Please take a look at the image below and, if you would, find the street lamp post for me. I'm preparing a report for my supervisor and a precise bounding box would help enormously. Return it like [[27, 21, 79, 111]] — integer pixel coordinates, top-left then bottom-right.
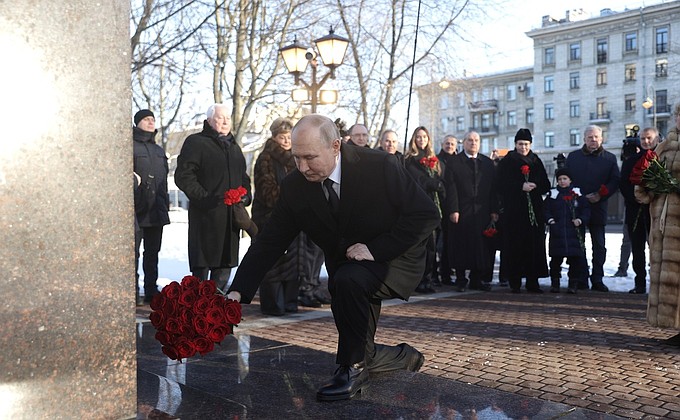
[[642, 85, 656, 129], [279, 27, 349, 113]]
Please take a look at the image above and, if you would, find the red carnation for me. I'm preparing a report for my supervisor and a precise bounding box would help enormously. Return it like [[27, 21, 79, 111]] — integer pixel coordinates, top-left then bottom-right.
[[224, 186, 247, 206], [520, 165, 530, 176], [598, 184, 609, 197]]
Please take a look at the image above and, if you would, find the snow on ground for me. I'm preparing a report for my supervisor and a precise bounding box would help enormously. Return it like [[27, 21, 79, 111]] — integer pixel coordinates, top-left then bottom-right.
[[140, 208, 648, 295]]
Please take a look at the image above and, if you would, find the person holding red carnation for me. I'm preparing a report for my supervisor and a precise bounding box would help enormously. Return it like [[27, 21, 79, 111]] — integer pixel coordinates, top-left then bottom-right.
[[405, 126, 445, 294], [544, 168, 590, 294], [619, 127, 659, 294], [565, 125, 620, 292], [174, 103, 252, 291]]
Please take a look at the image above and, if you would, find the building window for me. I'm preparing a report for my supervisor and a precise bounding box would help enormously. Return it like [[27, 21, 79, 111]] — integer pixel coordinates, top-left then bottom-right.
[[656, 26, 668, 54], [625, 63, 636, 82], [458, 93, 465, 107], [596, 68, 607, 86], [569, 72, 580, 89], [656, 58, 668, 77], [625, 95, 635, 112], [481, 114, 491, 130], [525, 82, 534, 98], [507, 84, 517, 101], [545, 131, 555, 148], [596, 38, 608, 64], [441, 117, 449, 132], [625, 32, 637, 52], [544, 75, 554, 93], [472, 114, 479, 129], [569, 100, 580, 118], [569, 42, 581, 61], [492, 86, 499, 99], [456, 116, 464, 131], [570, 129, 580, 146], [544, 103, 554, 120], [472, 90, 479, 102], [597, 99, 607, 119], [544, 47, 555, 66], [439, 96, 449, 110], [657, 89, 668, 113], [507, 111, 516, 127], [526, 108, 534, 124]]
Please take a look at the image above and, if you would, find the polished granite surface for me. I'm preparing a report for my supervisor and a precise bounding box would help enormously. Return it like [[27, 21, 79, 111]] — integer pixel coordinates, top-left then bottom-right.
[[137, 319, 624, 419]]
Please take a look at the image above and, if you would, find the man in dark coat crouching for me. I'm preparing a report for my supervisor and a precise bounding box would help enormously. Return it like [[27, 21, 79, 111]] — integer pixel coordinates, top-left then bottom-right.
[[174, 103, 252, 291], [227, 114, 440, 402]]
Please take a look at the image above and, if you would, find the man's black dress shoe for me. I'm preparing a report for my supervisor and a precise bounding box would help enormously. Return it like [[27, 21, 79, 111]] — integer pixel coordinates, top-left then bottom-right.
[[317, 363, 369, 401], [591, 283, 609, 292], [628, 288, 646, 294], [299, 295, 322, 308]]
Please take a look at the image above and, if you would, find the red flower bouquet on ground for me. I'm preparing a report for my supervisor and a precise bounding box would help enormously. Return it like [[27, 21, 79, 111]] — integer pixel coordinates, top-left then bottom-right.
[[520, 165, 538, 226], [149, 275, 242, 361]]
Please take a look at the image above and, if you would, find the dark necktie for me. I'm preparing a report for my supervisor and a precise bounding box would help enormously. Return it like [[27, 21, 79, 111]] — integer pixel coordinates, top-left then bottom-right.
[[323, 178, 340, 217]]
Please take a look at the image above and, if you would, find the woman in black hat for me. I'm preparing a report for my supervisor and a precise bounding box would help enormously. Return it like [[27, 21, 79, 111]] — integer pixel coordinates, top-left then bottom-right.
[[495, 128, 551, 293]]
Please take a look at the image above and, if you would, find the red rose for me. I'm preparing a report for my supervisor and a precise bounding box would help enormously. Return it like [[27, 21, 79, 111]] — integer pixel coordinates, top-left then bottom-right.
[[520, 165, 530, 176], [155, 331, 172, 346], [173, 336, 197, 359], [482, 228, 497, 238], [162, 281, 182, 300], [178, 323, 196, 339], [178, 289, 198, 308], [193, 296, 212, 314], [207, 325, 230, 343], [224, 300, 242, 325], [630, 150, 655, 185], [149, 311, 165, 329], [198, 280, 217, 296], [165, 318, 182, 334], [205, 307, 224, 326], [598, 184, 609, 197], [161, 298, 179, 317], [193, 337, 214, 355], [181, 275, 201, 290], [563, 195, 573, 201], [149, 294, 165, 310], [193, 316, 210, 336], [162, 345, 180, 361], [178, 307, 193, 326]]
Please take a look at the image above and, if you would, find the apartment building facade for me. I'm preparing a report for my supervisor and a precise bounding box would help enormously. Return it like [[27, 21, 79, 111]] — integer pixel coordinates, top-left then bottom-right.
[[419, 1, 680, 181]]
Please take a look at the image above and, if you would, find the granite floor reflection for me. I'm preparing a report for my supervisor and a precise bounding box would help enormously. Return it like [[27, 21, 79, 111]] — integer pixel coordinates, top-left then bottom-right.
[[136, 320, 625, 420]]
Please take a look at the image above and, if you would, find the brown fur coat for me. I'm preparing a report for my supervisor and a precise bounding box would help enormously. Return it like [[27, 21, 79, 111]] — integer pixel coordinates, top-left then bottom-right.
[[635, 126, 680, 329]]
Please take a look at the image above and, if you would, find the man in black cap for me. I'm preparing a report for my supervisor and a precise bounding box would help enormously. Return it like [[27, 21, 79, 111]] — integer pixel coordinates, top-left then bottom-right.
[[133, 109, 170, 304]]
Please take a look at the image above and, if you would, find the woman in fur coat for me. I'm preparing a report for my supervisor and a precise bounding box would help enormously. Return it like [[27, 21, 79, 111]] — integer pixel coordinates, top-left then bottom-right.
[[635, 105, 680, 345]]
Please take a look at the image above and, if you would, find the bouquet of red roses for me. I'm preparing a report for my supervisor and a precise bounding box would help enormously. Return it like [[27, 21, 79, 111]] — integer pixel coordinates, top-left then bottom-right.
[[629, 149, 680, 194], [150, 275, 242, 361]]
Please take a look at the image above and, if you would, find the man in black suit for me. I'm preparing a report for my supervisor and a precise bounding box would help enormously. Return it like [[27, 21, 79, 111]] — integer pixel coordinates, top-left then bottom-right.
[[445, 131, 498, 292], [227, 114, 439, 401]]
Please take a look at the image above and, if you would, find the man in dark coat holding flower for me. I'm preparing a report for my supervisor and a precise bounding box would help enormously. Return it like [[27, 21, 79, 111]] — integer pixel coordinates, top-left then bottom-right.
[[175, 103, 252, 291], [445, 131, 498, 292], [227, 114, 440, 402], [565, 125, 620, 291]]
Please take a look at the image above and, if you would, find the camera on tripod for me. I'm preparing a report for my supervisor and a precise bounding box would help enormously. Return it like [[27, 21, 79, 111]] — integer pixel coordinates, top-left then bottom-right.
[[553, 152, 566, 170], [621, 125, 641, 161]]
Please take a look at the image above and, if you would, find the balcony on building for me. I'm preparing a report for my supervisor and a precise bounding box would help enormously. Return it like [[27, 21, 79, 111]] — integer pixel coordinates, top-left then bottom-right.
[[589, 111, 611, 123], [646, 104, 672, 118], [467, 99, 498, 112], [468, 125, 500, 135]]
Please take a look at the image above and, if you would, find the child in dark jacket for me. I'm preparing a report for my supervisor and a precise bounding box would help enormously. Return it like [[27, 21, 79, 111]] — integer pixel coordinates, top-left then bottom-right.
[[544, 168, 590, 293]]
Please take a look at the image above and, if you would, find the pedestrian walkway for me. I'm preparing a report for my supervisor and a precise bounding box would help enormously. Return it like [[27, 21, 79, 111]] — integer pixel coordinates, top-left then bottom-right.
[[136, 288, 680, 419]]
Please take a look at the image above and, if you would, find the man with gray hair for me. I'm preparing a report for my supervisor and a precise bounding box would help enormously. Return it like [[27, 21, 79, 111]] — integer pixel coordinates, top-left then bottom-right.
[[227, 114, 439, 401], [377, 129, 404, 164], [347, 123, 370, 148], [175, 103, 252, 291], [565, 125, 620, 292]]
